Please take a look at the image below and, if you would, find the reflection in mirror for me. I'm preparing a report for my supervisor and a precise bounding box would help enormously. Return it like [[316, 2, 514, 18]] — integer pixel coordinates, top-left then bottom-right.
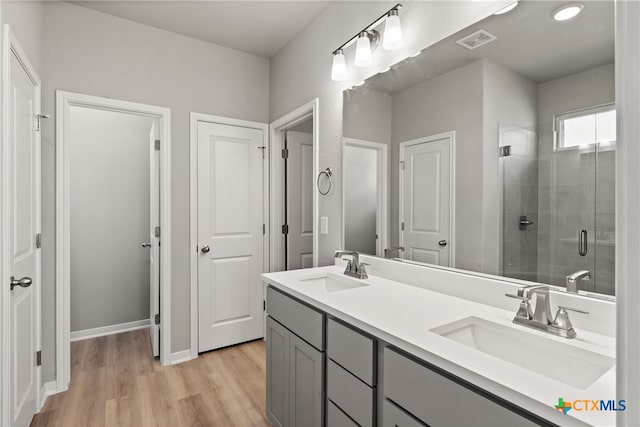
[[342, 1, 615, 295]]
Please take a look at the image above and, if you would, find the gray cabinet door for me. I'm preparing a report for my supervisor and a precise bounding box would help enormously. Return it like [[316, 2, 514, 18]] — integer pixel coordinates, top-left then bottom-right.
[[290, 333, 324, 427], [267, 317, 290, 427]]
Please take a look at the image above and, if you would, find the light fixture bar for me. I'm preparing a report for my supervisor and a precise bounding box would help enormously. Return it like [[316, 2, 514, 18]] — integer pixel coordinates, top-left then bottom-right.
[[332, 3, 403, 55]]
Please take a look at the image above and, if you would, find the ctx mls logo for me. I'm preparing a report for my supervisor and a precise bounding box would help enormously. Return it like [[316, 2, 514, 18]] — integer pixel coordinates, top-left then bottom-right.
[[554, 397, 626, 414]]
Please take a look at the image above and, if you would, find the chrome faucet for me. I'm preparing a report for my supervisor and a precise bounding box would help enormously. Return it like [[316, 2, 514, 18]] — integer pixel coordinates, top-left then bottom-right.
[[506, 285, 589, 339], [566, 270, 591, 293], [335, 250, 368, 279]]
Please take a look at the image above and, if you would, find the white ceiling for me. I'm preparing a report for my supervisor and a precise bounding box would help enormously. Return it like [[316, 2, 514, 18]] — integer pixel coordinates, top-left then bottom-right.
[[69, 1, 330, 58], [364, 0, 614, 94]]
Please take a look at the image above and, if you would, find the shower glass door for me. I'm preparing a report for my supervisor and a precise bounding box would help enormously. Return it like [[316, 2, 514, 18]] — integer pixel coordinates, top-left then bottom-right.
[[500, 108, 615, 296]]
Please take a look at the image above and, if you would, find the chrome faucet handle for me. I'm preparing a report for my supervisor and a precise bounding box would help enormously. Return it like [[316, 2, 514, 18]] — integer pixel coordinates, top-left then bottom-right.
[[505, 293, 533, 319], [552, 306, 588, 338], [557, 305, 590, 315], [505, 293, 530, 301]]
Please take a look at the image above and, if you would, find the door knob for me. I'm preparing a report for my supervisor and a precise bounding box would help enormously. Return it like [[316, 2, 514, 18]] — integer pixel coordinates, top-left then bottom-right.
[[10, 276, 32, 291], [141, 242, 152, 248], [201, 245, 210, 254], [438, 240, 447, 247]]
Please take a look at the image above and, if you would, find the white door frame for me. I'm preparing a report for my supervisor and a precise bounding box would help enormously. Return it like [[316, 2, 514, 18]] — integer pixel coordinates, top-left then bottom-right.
[[269, 99, 320, 272], [56, 91, 172, 392], [0, 24, 43, 423], [341, 137, 388, 256], [399, 131, 456, 267], [189, 112, 269, 359]]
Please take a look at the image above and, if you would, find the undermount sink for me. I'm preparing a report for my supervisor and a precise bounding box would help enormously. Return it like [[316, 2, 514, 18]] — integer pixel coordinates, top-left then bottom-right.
[[299, 273, 369, 292], [431, 316, 614, 390]]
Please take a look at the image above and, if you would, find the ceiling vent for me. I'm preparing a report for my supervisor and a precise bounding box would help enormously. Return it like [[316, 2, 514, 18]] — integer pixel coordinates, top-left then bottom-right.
[[455, 30, 497, 50]]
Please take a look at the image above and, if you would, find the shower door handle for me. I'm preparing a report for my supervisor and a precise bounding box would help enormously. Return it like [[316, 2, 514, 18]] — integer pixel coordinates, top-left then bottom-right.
[[578, 230, 588, 256]]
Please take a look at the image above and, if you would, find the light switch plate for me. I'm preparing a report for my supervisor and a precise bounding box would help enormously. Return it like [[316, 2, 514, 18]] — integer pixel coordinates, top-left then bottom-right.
[[320, 216, 328, 235]]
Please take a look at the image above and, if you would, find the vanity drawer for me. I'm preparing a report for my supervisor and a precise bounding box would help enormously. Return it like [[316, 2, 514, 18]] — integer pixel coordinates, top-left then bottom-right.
[[266, 286, 324, 350], [327, 359, 374, 427], [383, 347, 538, 427], [382, 399, 427, 427], [327, 317, 375, 386], [327, 399, 359, 427]]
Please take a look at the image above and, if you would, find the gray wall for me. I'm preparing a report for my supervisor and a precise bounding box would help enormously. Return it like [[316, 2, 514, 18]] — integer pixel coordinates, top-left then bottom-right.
[[392, 60, 484, 272], [537, 63, 615, 293], [270, 0, 508, 267], [69, 107, 153, 332], [40, 1, 269, 379], [343, 88, 392, 144]]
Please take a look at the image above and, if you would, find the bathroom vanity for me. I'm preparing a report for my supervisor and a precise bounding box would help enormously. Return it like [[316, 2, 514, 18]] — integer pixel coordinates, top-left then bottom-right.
[[262, 256, 616, 427]]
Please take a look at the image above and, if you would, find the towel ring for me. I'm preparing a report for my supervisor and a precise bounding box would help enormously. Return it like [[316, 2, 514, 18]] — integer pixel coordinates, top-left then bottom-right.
[[316, 167, 333, 195]]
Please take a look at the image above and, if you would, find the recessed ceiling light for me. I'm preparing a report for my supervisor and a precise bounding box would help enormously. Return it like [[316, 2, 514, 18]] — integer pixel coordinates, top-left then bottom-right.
[[553, 3, 584, 21], [494, 1, 518, 15]]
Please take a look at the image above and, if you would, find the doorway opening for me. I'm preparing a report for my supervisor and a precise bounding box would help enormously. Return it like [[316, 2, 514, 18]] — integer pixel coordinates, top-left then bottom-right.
[[56, 91, 172, 392], [269, 99, 320, 272], [342, 137, 388, 257]]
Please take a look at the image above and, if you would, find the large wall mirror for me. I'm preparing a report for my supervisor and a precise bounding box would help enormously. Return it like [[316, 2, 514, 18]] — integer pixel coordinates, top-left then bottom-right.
[[342, 1, 615, 296]]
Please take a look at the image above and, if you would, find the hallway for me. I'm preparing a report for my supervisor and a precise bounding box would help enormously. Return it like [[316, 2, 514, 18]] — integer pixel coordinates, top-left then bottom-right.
[[32, 330, 269, 427]]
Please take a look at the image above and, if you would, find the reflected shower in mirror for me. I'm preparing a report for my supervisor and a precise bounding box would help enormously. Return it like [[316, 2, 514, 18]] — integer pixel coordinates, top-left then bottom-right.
[[342, 0, 615, 295]]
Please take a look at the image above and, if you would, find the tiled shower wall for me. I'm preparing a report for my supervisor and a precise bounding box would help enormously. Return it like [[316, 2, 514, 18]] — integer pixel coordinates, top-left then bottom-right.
[[500, 126, 538, 282]]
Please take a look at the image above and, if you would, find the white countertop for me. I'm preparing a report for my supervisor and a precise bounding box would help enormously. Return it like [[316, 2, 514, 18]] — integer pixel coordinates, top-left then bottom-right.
[[262, 265, 616, 427]]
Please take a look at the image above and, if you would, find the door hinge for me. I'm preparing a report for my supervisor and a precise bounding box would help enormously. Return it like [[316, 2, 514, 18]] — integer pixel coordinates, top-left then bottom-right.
[[155, 313, 160, 325], [401, 222, 405, 231], [155, 139, 161, 151], [499, 145, 511, 157], [263, 224, 266, 235], [36, 233, 42, 249], [282, 224, 289, 235], [36, 351, 42, 366], [34, 114, 50, 132], [154, 226, 160, 238], [258, 146, 266, 158], [400, 161, 405, 170], [263, 300, 266, 311], [281, 148, 289, 159]]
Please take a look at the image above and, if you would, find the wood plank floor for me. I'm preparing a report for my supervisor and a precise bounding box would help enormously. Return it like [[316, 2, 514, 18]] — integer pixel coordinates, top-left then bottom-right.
[[32, 329, 270, 427]]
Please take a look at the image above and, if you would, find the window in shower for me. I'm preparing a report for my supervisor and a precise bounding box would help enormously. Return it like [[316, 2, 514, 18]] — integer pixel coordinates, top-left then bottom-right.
[[554, 104, 616, 150]]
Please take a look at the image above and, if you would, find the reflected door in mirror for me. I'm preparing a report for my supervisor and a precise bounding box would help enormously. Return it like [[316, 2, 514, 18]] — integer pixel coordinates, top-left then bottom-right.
[[400, 135, 452, 266]]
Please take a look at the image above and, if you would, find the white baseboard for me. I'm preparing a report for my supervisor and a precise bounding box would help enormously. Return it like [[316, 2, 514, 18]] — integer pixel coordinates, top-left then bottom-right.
[[170, 349, 195, 365], [70, 319, 149, 342], [39, 381, 57, 410]]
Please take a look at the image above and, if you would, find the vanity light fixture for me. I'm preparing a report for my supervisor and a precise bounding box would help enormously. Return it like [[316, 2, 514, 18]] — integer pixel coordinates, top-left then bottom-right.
[[355, 31, 375, 67], [494, 1, 518, 15], [331, 49, 347, 81], [382, 7, 403, 50], [331, 3, 402, 80], [553, 3, 584, 21]]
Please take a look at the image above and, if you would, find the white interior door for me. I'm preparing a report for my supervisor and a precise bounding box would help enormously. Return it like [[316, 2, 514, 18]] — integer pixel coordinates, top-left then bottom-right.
[[286, 130, 313, 270], [197, 121, 264, 352], [8, 45, 40, 427], [148, 120, 160, 357], [400, 136, 451, 266]]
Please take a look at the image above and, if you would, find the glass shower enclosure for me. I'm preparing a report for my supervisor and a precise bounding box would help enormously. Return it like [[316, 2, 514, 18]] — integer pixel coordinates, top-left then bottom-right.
[[500, 109, 616, 296]]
